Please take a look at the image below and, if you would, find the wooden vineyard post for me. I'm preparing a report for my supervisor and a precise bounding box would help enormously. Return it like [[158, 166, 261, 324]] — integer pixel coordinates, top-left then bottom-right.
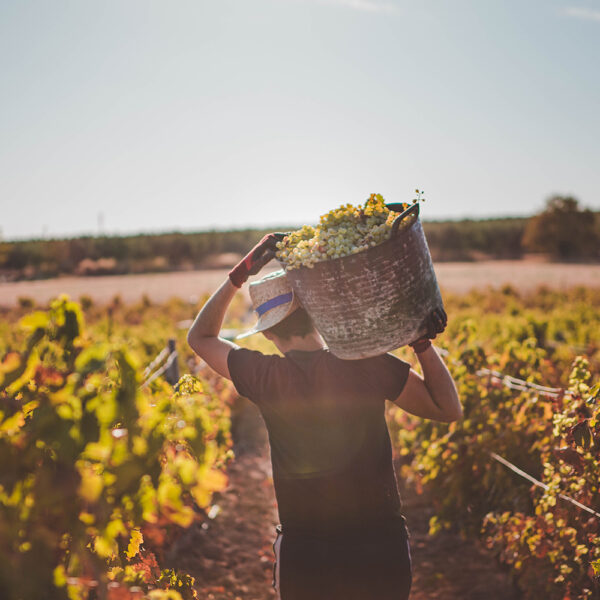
[[165, 338, 180, 386]]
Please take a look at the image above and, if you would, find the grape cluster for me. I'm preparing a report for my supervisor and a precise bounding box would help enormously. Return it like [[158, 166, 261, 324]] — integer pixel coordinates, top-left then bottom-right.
[[276, 193, 415, 270]]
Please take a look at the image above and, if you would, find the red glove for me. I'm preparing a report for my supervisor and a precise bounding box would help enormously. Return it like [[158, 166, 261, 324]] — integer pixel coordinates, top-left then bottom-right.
[[228, 233, 287, 288], [409, 307, 447, 354]]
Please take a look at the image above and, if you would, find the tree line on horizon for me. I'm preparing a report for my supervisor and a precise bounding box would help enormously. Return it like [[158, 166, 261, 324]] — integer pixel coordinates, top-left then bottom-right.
[[1, 196, 598, 281]]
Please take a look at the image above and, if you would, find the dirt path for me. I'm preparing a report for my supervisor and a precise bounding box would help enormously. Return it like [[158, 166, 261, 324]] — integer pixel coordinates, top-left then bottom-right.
[[167, 451, 278, 600], [399, 483, 519, 600], [169, 399, 519, 600], [2, 260, 600, 307], [166, 398, 278, 600]]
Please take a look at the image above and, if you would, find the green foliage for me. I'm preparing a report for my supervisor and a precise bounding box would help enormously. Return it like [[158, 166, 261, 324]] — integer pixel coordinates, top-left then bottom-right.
[[442, 286, 600, 381], [392, 288, 600, 599], [0, 219, 530, 279], [2, 286, 599, 599], [481, 359, 600, 599], [0, 298, 231, 600], [0, 228, 285, 280], [425, 217, 527, 260], [3, 198, 600, 281], [523, 196, 600, 260]]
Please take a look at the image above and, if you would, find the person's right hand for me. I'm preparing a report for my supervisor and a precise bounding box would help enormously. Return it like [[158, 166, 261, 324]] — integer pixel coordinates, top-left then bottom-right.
[[409, 307, 447, 353], [228, 233, 287, 288]]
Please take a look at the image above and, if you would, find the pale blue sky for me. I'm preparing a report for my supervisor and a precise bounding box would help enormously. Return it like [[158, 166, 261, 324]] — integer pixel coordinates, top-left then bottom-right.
[[1, 0, 599, 240]]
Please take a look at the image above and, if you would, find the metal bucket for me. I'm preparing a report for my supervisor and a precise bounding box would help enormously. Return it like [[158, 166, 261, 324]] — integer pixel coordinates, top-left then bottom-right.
[[281, 204, 443, 359]]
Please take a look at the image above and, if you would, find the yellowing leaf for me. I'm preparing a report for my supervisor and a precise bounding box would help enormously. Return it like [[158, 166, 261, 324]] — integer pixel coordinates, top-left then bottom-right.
[[168, 505, 194, 528], [190, 470, 227, 509], [176, 456, 198, 486], [78, 468, 103, 503], [190, 483, 210, 509], [105, 517, 126, 541], [147, 590, 183, 600], [82, 442, 111, 462], [93, 536, 115, 559], [19, 311, 49, 332], [0, 412, 25, 436], [126, 528, 143, 559], [74, 344, 110, 375], [53, 564, 67, 587], [6, 349, 40, 395], [139, 477, 158, 523], [132, 436, 148, 456], [204, 469, 227, 493], [78, 512, 95, 525], [0, 352, 20, 376]]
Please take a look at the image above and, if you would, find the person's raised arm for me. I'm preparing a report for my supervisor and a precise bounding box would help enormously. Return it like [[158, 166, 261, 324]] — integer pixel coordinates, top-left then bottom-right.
[[187, 278, 238, 379], [187, 232, 285, 379], [393, 308, 462, 423]]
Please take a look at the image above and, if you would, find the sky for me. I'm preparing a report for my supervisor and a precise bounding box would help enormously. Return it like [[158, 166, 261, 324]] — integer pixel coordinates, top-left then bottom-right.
[[1, 0, 599, 240]]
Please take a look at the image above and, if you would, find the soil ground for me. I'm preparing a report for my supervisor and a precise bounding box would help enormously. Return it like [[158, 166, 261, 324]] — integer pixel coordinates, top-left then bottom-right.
[[1, 260, 600, 307], [168, 398, 520, 600]]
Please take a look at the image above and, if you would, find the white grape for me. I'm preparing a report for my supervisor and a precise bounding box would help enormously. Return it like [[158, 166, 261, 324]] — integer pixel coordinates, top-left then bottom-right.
[[276, 193, 415, 270]]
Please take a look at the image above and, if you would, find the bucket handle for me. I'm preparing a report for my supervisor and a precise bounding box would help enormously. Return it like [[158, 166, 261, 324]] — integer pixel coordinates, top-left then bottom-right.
[[390, 202, 420, 238]]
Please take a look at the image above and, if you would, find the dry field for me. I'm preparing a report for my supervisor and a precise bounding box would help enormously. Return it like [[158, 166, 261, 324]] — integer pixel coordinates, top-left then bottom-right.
[[1, 260, 600, 307]]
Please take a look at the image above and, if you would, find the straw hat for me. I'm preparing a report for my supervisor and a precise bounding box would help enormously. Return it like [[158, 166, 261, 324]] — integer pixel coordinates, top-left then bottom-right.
[[236, 270, 300, 339]]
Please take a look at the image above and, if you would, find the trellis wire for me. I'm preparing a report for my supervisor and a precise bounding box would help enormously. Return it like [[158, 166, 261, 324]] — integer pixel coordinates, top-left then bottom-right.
[[489, 452, 600, 520], [434, 345, 598, 519], [141, 350, 178, 389], [140, 339, 179, 388], [142, 347, 170, 379]]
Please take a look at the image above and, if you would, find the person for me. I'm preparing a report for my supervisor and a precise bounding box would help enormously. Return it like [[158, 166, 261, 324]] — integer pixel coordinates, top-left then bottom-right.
[[187, 234, 462, 600]]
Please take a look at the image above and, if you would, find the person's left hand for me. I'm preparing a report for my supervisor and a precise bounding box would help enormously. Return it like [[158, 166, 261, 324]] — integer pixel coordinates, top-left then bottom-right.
[[409, 307, 447, 353], [229, 233, 287, 288]]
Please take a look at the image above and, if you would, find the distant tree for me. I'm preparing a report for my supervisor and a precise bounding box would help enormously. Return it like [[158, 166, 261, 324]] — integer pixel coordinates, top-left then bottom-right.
[[523, 196, 599, 260], [423, 218, 526, 260]]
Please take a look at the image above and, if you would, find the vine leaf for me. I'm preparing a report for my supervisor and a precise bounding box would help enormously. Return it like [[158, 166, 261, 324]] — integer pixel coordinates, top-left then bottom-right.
[[571, 420, 593, 450], [553, 447, 584, 474]]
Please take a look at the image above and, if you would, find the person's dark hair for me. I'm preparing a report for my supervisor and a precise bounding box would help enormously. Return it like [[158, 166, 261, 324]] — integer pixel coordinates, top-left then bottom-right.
[[264, 307, 315, 340]]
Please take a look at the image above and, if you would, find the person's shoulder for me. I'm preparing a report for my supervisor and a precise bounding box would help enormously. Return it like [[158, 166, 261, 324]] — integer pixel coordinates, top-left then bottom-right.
[[229, 346, 284, 364], [227, 347, 285, 402], [318, 350, 410, 400], [285, 348, 331, 363], [322, 350, 406, 367], [228, 347, 288, 376], [335, 351, 411, 382], [313, 350, 408, 376], [359, 352, 408, 366]]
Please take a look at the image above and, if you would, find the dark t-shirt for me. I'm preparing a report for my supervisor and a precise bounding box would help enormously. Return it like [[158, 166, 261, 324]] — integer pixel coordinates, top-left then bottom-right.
[[227, 347, 410, 537]]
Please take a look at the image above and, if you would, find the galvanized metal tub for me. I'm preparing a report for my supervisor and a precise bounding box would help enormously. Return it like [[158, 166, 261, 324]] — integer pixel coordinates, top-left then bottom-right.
[[281, 204, 443, 359]]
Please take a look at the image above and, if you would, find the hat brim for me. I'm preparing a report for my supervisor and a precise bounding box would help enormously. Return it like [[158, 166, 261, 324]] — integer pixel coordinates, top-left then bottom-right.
[[236, 293, 300, 339]]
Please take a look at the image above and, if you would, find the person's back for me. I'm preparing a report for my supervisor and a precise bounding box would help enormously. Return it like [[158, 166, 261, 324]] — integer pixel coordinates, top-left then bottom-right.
[[228, 347, 409, 534], [228, 346, 413, 599], [187, 237, 462, 599]]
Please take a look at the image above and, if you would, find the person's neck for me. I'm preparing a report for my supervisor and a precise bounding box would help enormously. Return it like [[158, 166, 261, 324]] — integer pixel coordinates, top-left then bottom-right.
[[277, 332, 325, 354]]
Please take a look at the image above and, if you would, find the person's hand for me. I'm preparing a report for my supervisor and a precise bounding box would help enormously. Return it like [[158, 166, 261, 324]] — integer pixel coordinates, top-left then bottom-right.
[[228, 233, 287, 288], [409, 307, 447, 354]]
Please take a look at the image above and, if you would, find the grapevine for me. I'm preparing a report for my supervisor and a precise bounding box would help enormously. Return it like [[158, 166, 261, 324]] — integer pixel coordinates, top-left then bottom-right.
[[0, 297, 232, 600], [1, 286, 599, 598], [390, 288, 600, 600]]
